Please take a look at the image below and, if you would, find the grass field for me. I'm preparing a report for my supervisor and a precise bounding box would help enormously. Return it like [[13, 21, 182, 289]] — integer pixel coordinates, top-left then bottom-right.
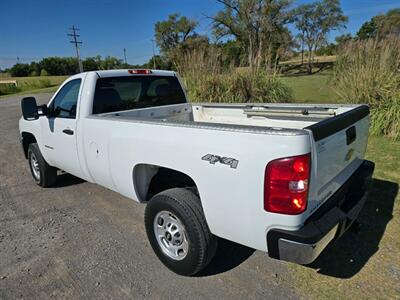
[[0, 75, 67, 98], [291, 136, 400, 299], [280, 70, 339, 103]]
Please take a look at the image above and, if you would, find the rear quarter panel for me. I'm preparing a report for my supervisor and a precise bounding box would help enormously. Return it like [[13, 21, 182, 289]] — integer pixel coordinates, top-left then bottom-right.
[[82, 117, 311, 251]]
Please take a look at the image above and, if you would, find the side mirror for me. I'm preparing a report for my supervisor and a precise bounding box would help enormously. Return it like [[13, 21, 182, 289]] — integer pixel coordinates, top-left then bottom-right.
[[21, 97, 39, 120]]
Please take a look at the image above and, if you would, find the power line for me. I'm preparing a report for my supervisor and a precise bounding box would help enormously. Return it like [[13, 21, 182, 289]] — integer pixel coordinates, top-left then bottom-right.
[[68, 25, 84, 73]]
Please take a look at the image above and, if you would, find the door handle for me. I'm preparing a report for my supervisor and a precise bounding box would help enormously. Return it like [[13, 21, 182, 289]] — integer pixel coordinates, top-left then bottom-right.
[[62, 129, 74, 135]]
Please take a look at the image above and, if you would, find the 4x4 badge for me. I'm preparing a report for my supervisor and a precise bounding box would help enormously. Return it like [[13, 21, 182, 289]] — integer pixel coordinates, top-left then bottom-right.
[[201, 154, 239, 169]]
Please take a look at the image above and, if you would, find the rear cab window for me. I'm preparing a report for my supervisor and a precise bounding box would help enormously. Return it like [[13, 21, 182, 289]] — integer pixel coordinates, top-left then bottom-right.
[[92, 75, 186, 114]]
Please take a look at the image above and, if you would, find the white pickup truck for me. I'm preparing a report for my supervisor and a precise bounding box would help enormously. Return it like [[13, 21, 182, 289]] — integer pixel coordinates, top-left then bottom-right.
[[19, 69, 374, 275]]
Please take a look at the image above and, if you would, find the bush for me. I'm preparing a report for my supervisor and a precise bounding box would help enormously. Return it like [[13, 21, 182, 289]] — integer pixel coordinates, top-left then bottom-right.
[[40, 69, 48, 76], [177, 48, 292, 103], [334, 36, 400, 139]]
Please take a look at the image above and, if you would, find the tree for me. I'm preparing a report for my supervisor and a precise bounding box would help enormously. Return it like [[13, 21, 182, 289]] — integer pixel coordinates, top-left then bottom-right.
[[315, 42, 336, 55], [210, 0, 293, 70], [83, 56, 101, 71], [39, 57, 77, 75], [377, 8, 400, 37], [294, 0, 347, 73], [40, 69, 48, 76], [218, 40, 244, 67], [143, 55, 173, 70], [356, 19, 377, 40], [155, 13, 198, 55], [99, 56, 124, 70], [8, 63, 31, 77], [357, 9, 400, 40], [335, 33, 352, 48]]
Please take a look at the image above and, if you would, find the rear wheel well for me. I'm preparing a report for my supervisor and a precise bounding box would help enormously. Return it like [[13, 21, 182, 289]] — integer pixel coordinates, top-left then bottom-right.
[[133, 164, 198, 202], [21, 132, 37, 159]]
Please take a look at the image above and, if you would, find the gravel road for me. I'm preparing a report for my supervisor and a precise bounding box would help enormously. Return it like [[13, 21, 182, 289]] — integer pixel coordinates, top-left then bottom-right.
[[0, 93, 298, 299]]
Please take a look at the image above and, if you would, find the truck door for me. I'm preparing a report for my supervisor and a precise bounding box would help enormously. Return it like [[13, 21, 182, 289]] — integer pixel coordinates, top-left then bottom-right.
[[40, 78, 83, 178]]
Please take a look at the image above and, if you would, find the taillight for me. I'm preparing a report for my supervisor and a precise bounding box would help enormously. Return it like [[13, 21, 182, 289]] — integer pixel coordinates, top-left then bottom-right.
[[264, 153, 311, 215], [128, 69, 152, 74]]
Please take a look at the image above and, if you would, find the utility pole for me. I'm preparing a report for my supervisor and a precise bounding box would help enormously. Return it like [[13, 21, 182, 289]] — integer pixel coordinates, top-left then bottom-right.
[[151, 39, 156, 69], [123, 48, 127, 65], [68, 25, 83, 73], [17, 56, 20, 64]]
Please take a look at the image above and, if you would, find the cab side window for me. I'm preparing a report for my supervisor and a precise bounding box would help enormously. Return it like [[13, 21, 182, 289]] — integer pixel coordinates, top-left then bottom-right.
[[50, 79, 81, 118]]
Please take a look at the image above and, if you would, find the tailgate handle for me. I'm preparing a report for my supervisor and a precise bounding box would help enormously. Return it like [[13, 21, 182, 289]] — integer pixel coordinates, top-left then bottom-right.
[[346, 126, 356, 145]]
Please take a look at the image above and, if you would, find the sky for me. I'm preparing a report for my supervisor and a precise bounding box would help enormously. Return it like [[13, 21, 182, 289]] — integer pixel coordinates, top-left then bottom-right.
[[1, 0, 399, 69]]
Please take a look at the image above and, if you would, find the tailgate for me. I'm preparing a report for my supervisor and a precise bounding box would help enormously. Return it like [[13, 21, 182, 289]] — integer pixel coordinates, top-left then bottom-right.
[[305, 105, 370, 215]]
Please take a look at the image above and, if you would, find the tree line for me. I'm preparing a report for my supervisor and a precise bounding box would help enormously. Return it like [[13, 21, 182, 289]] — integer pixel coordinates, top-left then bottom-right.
[[5, 56, 143, 77]]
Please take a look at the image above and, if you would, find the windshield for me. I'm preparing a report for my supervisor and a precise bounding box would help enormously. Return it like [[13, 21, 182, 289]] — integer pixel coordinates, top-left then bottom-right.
[[92, 75, 186, 114]]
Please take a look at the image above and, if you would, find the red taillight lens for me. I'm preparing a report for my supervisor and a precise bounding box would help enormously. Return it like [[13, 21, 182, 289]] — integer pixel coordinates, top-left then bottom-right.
[[264, 154, 311, 215], [128, 69, 152, 74]]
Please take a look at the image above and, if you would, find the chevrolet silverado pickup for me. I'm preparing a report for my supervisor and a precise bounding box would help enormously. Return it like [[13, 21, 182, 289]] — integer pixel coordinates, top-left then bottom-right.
[[19, 69, 374, 275]]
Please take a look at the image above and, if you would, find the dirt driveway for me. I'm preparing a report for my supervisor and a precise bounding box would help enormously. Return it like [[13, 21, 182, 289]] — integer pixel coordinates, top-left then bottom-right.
[[0, 93, 298, 299]]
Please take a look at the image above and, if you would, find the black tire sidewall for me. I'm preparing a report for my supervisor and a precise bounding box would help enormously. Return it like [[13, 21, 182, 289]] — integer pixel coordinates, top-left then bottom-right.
[[145, 194, 204, 276], [28, 146, 43, 185]]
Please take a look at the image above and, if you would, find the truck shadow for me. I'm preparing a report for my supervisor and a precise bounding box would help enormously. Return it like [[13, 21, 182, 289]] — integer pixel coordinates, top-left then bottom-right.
[[53, 173, 85, 188], [305, 178, 398, 278], [197, 238, 256, 277]]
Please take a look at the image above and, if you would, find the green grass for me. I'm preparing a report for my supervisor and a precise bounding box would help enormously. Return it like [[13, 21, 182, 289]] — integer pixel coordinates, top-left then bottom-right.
[[279, 68, 399, 298], [0, 75, 67, 98], [289, 136, 400, 299], [280, 65, 400, 298], [280, 70, 339, 103]]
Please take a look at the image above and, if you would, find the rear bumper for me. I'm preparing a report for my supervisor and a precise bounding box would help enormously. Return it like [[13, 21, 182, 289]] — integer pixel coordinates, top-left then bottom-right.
[[266, 160, 374, 265]]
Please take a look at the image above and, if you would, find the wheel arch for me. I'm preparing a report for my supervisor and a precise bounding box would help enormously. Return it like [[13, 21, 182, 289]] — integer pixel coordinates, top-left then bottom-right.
[[132, 163, 199, 203], [21, 132, 37, 159]]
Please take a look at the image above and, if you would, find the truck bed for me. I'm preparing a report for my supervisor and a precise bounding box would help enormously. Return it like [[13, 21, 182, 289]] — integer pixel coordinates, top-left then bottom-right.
[[94, 102, 365, 135]]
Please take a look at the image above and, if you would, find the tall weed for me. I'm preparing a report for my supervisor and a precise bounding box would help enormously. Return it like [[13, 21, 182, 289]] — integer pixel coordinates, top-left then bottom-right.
[[177, 48, 292, 103], [334, 37, 400, 139]]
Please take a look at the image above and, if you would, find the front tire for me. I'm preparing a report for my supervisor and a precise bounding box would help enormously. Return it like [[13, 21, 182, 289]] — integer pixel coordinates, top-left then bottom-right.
[[144, 188, 217, 276], [27, 143, 57, 187]]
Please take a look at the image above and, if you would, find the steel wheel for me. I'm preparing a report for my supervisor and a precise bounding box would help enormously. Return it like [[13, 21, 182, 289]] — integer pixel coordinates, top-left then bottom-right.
[[153, 210, 189, 261], [29, 152, 40, 181]]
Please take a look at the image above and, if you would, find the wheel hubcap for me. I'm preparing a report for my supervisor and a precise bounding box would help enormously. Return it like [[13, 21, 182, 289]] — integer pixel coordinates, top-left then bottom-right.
[[153, 211, 188, 260], [30, 153, 40, 181]]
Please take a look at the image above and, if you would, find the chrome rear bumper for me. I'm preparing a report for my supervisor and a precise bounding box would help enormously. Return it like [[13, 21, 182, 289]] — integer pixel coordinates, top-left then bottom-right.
[[267, 160, 374, 265], [278, 224, 339, 265]]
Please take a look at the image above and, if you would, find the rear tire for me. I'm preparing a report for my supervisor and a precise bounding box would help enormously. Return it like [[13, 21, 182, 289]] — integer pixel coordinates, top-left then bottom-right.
[[27, 143, 57, 187], [144, 188, 217, 276]]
